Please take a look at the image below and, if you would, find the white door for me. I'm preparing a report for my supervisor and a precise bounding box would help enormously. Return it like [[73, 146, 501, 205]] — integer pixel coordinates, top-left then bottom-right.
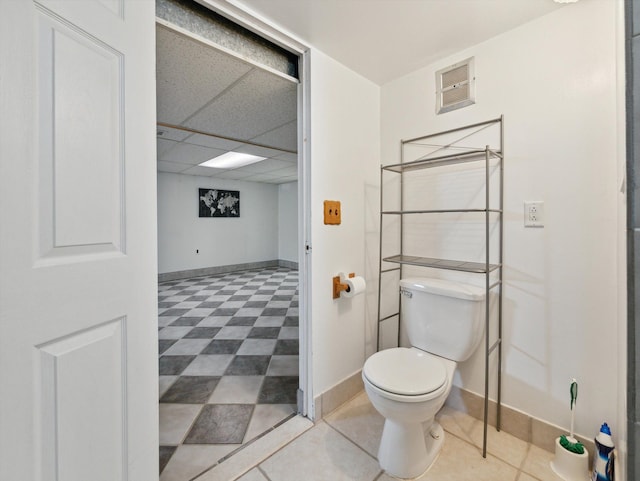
[[0, 1, 158, 480]]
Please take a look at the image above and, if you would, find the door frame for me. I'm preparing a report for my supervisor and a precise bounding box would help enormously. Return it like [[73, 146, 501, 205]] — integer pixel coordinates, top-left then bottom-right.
[[181, 0, 315, 418]]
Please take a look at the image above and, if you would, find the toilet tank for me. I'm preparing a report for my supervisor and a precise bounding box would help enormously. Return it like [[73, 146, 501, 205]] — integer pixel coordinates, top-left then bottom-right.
[[399, 277, 486, 362]]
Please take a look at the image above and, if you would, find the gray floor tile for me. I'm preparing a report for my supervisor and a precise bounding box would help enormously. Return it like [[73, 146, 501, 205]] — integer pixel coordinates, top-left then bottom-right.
[[215, 326, 253, 339], [182, 355, 234, 376], [169, 317, 203, 326], [162, 338, 210, 356], [184, 404, 254, 444], [248, 327, 280, 339], [227, 316, 258, 326], [274, 339, 298, 355], [226, 355, 271, 375], [208, 375, 264, 404], [159, 326, 194, 340], [238, 339, 277, 356], [159, 355, 196, 375], [202, 339, 243, 355], [258, 376, 298, 404], [159, 446, 176, 474], [160, 376, 221, 404], [159, 339, 177, 355], [184, 327, 221, 339], [266, 356, 299, 376]]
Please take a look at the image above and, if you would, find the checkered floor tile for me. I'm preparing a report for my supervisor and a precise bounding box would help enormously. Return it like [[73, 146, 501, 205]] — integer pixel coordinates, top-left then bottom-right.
[[158, 267, 299, 477]]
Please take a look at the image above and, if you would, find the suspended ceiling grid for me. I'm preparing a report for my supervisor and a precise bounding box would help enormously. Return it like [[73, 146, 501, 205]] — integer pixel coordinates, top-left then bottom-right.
[[156, 23, 298, 184]]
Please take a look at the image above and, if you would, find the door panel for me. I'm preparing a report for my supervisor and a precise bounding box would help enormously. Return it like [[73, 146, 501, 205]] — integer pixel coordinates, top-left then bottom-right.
[[0, 1, 157, 480], [37, 11, 124, 258]]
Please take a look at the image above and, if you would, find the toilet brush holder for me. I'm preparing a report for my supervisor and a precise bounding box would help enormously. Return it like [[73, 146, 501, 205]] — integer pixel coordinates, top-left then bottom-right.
[[550, 437, 589, 481]]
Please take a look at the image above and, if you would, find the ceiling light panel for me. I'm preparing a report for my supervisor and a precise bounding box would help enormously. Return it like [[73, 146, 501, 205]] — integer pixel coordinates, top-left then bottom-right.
[[199, 152, 266, 169]]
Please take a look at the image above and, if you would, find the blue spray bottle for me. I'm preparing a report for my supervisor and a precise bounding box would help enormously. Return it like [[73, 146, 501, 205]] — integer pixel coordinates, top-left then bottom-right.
[[591, 423, 614, 481]]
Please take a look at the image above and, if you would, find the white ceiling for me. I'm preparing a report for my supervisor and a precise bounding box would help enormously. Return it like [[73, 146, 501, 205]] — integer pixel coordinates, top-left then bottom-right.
[[156, 24, 299, 184], [233, 0, 564, 86]]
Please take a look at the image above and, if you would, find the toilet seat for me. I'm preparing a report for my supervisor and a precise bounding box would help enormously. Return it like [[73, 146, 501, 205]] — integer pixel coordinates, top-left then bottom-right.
[[363, 347, 449, 401]]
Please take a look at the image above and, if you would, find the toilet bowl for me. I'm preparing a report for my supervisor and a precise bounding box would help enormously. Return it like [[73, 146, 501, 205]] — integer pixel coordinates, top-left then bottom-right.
[[363, 277, 486, 479], [363, 347, 456, 479]]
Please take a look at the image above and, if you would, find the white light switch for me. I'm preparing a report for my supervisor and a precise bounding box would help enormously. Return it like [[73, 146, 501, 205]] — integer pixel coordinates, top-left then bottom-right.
[[524, 201, 544, 227]]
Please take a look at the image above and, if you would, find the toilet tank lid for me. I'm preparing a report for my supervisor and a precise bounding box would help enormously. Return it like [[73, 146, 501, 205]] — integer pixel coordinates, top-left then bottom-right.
[[400, 277, 485, 301]]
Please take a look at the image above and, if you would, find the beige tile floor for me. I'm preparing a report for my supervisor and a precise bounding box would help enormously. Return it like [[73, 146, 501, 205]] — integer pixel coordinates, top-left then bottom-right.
[[198, 391, 569, 481]]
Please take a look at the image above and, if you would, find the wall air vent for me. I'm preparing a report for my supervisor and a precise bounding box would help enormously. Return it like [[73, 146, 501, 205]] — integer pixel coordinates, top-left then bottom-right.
[[436, 57, 475, 114]]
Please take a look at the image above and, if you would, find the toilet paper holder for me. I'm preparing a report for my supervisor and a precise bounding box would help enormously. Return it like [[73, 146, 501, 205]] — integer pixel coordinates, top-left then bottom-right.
[[333, 272, 355, 299]]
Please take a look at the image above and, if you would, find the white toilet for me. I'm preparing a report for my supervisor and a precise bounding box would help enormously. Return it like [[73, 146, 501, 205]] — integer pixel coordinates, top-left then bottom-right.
[[363, 277, 486, 479]]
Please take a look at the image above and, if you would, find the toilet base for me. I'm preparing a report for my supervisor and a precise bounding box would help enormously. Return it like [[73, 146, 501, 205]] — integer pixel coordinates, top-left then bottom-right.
[[378, 420, 444, 479]]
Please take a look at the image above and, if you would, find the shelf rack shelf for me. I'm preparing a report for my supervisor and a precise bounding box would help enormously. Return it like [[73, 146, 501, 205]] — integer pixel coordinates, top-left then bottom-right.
[[376, 116, 504, 459]]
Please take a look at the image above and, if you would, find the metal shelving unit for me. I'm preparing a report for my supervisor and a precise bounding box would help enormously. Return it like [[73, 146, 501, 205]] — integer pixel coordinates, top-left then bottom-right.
[[376, 117, 504, 458]]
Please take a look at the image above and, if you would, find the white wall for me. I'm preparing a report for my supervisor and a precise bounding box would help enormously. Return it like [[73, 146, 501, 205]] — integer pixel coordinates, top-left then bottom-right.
[[157, 172, 279, 274], [278, 181, 298, 263], [381, 0, 622, 441], [309, 49, 381, 395]]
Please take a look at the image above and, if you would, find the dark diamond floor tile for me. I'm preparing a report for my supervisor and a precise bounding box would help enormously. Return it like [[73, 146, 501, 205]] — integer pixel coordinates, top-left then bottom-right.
[[274, 339, 299, 355], [218, 290, 237, 296], [160, 376, 220, 403], [159, 446, 177, 474], [159, 355, 196, 375], [225, 355, 270, 375], [258, 376, 298, 404], [262, 308, 287, 316], [162, 308, 191, 317], [186, 295, 209, 301], [283, 316, 299, 327], [159, 339, 178, 355], [198, 301, 223, 308], [230, 295, 251, 301], [213, 308, 239, 316], [184, 404, 253, 444], [244, 301, 268, 308], [184, 327, 221, 339], [227, 317, 258, 326], [170, 317, 203, 326], [272, 295, 292, 301], [202, 339, 243, 355], [159, 302, 179, 308], [248, 327, 280, 339]]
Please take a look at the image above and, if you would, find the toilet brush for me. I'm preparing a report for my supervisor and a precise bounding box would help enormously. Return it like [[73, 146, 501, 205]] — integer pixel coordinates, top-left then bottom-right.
[[550, 378, 589, 481], [559, 379, 584, 455]]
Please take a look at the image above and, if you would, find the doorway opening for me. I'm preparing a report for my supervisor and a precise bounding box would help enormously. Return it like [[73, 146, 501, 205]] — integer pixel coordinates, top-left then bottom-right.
[[153, 2, 310, 477]]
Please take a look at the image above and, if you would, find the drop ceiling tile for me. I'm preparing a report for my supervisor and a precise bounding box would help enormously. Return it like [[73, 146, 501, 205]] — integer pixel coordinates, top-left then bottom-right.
[[184, 68, 297, 140], [181, 165, 227, 177], [234, 144, 291, 160], [156, 25, 253, 125], [210, 170, 256, 180], [159, 143, 227, 165], [241, 172, 282, 182], [277, 176, 298, 184], [183, 133, 243, 151], [157, 126, 192, 142], [237, 158, 292, 174], [269, 166, 297, 177], [250, 120, 297, 152], [158, 138, 179, 156], [273, 152, 298, 163], [157, 161, 191, 173]]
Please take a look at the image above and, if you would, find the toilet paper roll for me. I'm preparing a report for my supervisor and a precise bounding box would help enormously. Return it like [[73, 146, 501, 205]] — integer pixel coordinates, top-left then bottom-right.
[[342, 276, 366, 298]]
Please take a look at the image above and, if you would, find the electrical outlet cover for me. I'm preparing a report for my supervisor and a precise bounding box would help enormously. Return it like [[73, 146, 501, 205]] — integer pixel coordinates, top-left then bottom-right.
[[524, 201, 544, 227]]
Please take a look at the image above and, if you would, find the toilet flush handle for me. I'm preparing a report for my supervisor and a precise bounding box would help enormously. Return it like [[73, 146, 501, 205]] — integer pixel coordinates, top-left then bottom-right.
[[400, 287, 412, 298]]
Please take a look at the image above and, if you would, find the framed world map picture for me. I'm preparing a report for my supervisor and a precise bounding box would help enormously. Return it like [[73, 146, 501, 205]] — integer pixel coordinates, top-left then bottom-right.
[[199, 188, 240, 218]]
